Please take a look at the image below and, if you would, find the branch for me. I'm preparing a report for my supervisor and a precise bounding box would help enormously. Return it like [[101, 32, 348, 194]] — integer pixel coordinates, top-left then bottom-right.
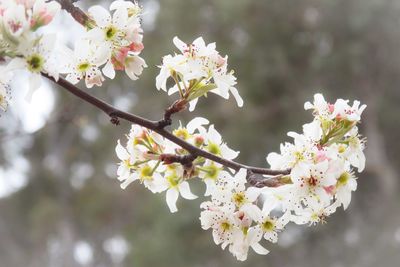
[[55, 0, 92, 26], [42, 74, 290, 181], [157, 99, 188, 128]]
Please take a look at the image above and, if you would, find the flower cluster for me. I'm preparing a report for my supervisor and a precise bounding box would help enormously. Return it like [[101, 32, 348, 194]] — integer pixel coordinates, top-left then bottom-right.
[[116, 94, 366, 261], [115, 117, 239, 212], [60, 0, 146, 88], [0, 0, 61, 103], [156, 37, 243, 111], [0, 0, 146, 112]]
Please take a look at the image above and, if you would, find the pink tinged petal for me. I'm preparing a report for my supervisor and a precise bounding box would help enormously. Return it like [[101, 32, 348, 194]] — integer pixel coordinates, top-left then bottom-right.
[[116, 140, 130, 160], [88, 5, 111, 28], [103, 60, 116, 79], [187, 117, 209, 134], [125, 55, 147, 80], [166, 188, 179, 213], [178, 181, 197, 200], [230, 87, 243, 107]]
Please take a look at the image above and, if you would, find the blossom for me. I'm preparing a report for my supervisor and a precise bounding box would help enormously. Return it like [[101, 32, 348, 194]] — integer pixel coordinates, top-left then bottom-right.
[[6, 33, 59, 100], [87, 1, 146, 80], [160, 165, 198, 213], [60, 40, 109, 88], [156, 36, 243, 111], [334, 171, 357, 210]]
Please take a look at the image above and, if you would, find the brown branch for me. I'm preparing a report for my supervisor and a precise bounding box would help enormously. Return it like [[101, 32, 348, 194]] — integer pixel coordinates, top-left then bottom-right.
[[42, 74, 290, 181], [160, 153, 196, 167], [157, 99, 188, 128], [55, 0, 92, 26]]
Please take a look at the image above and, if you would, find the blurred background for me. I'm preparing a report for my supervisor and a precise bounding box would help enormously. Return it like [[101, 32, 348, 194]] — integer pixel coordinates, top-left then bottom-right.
[[1, 0, 400, 266]]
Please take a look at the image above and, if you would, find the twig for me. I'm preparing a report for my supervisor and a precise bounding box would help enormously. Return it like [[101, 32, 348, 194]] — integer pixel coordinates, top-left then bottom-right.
[[55, 0, 92, 26], [157, 99, 188, 129], [42, 74, 290, 180]]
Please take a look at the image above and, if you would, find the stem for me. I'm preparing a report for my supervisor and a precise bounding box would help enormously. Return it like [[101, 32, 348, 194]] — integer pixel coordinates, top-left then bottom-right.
[[42, 74, 290, 178]]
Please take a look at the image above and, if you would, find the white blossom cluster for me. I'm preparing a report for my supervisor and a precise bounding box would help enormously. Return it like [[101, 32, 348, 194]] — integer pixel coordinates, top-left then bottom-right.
[[0, 0, 146, 111], [0, 0, 368, 262], [60, 0, 146, 87], [0, 0, 61, 106], [115, 117, 239, 213], [116, 94, 366, 261], [156, 37, 243, 111]]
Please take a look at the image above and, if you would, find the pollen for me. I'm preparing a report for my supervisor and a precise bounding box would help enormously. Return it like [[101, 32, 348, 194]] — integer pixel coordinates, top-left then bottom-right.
[[105, 26, 117, 40], [77, 62, 90, 72], [26, 54, 44, 72], [232, 192, 246, 207], [262, 219, 275, 232]]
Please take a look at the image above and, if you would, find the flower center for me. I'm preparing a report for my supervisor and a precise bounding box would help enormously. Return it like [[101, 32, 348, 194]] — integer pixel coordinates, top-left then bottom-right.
[[221, 221, 231, 231], [262, 219, 275, 232], [337, 172, 350, 187], [232, 192, 246, 207], [307, 176, 318, 187], [105, 26, 117, 40], [77, 62, 90, 72], [207, 142, 221, 155], [26, 54, 44, 72], [173, 128, 190, 140], [139, 165, 153, 181]]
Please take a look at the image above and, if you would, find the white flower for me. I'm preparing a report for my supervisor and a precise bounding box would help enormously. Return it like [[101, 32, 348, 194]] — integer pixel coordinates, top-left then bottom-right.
[[156, 36, 243, 110], [60, 40, 109, 88], [7, 34, 59, 101], [229, 227, 269, 261], [159, 166, 197, 213], [251, 203, 291, 243], [200, 203, 238, 248], [291, 160, 337, 204], [333, 98, 367, 122], [87, 2, 145, 80], [334, 171, 357, 210]]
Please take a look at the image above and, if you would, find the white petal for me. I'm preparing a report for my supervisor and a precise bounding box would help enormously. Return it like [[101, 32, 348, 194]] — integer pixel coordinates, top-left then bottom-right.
[[230, 87, 243, 107], [116, 140, 130, 160], [187, 117, 209, 134], [178, 181, 197, 200], [88, 6, 111, 28], [188, 98, 199, 112], [103, 60, 116, 79], [166, 188, 179, 213], [251, 243, 269, 255]]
